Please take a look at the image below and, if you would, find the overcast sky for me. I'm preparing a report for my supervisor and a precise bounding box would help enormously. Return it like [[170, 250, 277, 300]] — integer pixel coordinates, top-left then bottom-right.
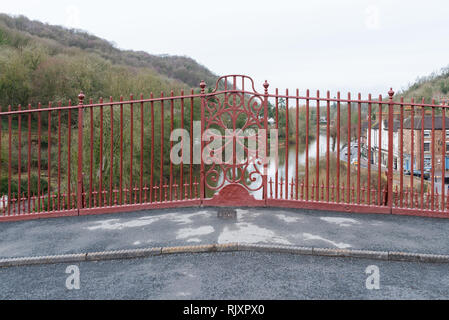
[[2, 0, 449, 97]]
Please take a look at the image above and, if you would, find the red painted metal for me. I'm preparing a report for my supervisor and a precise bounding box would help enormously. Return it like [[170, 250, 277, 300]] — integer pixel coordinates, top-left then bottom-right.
[[47, 103, 51, 212], [357, 94, 361, 204], [316, 91, 320, 200], [431, 102, 435, 210], [160, 92, 164, 203], [305, 89, 310, 201], [130, 95, 134, 203], [119, 95, 123, 205], [421, 103, 425, 209], [387, 88, 394, 208], [2, 75, 449, 222], [442, 106, 446, 210], [410, 101, 414, 208], [295, 91, 299, 201], [367, 95, 372, 205], [17, 105, 21, 214], [170, 91, 174, 201], [109, 96, 114, 206], [99, 98, 104, 207], [336, 92, 341, 203], [28, 104, 32, 212], [275, 88, 279, 199], [89, 99, 94, 208], [326, 91, 330, 202], [285, 89, 289, 199], [180, 90, 185, 200], [377, 97, 382, 206], [347, 92, 351, 204], [77, 92, 85, 211], [140, 94, 144, 203]]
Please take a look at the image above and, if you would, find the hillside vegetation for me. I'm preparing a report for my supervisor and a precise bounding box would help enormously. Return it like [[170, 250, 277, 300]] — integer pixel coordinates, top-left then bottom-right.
[[0, 13, 219, 198], [0, 13, 218, 108], [398, 66, 449, 104]]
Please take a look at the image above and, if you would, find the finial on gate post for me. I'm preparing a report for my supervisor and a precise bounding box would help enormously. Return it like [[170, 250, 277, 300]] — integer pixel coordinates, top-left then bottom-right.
[[200, 80, 206, 94], [263, 80, 269, 94], [76, 90, 85, 211], [388, 88, 394, 99], [78, 91, 85, 105], [386, 87, 394, 209]]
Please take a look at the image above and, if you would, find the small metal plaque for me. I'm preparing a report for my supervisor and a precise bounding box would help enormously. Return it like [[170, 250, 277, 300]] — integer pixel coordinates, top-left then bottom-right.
[[217, 208, 237, 219]]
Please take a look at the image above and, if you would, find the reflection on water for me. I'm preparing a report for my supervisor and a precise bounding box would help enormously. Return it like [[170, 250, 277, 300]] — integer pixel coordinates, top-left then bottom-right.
[[206, 134, 335, 199]]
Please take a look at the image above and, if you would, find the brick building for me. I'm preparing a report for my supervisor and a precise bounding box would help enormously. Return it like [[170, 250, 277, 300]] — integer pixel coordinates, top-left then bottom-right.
[[402, 116, 449, 174]]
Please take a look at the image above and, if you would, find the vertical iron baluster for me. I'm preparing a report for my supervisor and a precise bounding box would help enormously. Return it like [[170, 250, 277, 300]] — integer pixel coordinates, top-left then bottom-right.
[[57, 102, 61, 210], [8, 105, 12, 215], [336, 92, 341, 203], [421, 101, 425, 209], [150, 93, 155, 203], [47, 103, 52, 211], [400, 97, 404, 207], [285, 89, 289, 199], [431, 101, 435, 210], [378, 96, 382, 206], [347, 93, 351, 204], [357, 93, 361, 204], [160, 92, 164, 203], [140, 94, 144, 203], [442, 106, 446, 211], [109, 96, 114, 206], [77, 92, 85, 211], [275, 88, 279, 199], [180, 90, 184, 200], [190, 90, 194, 199], [89, 99, 93, 208], [316, 90, 320, 200], [326, 91, 330, 202], [130, 95, 134, 204], [170, 91, 174, 201], [17, 105, 22, 214], [37, 104, 42, 212], [67, 100, 71, 210], [305, 89, 309, 201], [99, 98, 104, 207], [295, 90, 299, 200], [119, 95, 123, 205], [410, 100, 415, 208], [387, 88, 395, 208], [367, 95, 372, 205]]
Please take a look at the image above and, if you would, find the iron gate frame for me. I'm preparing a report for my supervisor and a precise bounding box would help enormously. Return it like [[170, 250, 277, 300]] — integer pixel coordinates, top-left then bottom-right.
[[1, 74, 449, 221]]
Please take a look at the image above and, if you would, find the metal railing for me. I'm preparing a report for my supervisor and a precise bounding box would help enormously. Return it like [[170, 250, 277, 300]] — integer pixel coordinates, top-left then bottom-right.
[[0, 75, 448, 221]]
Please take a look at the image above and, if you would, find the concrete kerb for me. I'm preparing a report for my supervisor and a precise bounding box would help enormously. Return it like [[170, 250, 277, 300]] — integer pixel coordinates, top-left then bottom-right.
[[1, 243, 449, 268]]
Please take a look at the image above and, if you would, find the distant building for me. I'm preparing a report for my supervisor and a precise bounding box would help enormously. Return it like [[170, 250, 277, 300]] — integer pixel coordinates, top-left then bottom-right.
[[402, 116, 449, 173], [367, 116, 449, 174], [368, 119, 400, 169]]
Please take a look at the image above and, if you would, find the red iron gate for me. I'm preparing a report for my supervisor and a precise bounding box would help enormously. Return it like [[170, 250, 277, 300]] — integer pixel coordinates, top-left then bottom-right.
[[1, 74, 449, 221]]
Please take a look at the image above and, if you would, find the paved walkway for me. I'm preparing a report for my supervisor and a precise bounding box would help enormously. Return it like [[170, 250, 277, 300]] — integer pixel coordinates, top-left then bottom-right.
[[1, 207, 449, 259], [2, 251, 448, 299]]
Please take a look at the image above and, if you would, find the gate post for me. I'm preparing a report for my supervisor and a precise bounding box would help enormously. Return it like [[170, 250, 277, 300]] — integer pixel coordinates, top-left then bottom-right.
[[200, 81, 206, 203], [387, 88, 395, 210], [263, 80, 270, 205], [77, 91, 85, 213]]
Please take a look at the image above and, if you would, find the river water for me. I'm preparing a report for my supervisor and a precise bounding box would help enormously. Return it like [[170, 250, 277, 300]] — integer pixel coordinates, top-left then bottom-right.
[[207, 134, 335, 199]]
